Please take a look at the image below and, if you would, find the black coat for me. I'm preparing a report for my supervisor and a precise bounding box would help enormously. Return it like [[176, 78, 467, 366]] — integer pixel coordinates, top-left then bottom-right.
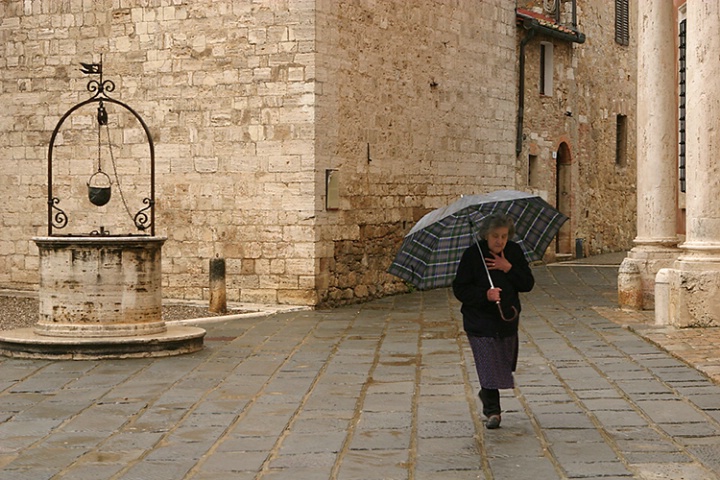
[[452, 240, 535, 337]]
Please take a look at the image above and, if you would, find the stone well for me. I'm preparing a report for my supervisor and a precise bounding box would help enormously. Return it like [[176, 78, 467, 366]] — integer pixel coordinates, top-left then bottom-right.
[[0, 60, 206, 359], [0, 236, 205, 359]]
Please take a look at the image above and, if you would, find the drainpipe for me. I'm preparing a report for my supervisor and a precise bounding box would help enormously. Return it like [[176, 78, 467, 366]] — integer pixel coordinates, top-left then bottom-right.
[[572, 0, 577, 29], [516, 25, 536, 156]]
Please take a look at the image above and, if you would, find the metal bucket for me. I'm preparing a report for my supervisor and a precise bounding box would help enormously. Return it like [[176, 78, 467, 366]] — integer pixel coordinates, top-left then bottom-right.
[[87, 171, 112, 206]]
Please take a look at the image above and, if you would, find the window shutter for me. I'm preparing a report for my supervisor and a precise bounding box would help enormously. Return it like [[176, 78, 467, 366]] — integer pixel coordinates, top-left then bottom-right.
[[679, 18, 687, 192], [615, 0, 629, 46]]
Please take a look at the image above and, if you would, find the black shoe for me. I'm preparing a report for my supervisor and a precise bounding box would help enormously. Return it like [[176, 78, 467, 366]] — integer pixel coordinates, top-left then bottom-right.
[[486, 414, 501, 429], [479, 388, 501, 419]]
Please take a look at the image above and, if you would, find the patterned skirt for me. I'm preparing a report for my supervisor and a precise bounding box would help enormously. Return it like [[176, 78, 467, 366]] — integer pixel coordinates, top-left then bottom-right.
[[467, 334, 519, 390]]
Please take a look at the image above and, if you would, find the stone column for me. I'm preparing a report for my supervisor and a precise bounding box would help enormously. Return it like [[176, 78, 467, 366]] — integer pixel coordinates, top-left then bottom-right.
[[666, 2, 720, 327], [619, 0, 679, 310]]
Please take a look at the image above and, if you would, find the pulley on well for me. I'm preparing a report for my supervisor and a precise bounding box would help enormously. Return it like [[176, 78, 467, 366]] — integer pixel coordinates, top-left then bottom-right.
[[86, 101, 112, 207]]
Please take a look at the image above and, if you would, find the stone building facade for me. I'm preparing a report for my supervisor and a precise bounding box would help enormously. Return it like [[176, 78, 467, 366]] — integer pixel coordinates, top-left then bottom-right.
[[0, 0, 636, 307], [516, 0, 636, 259]]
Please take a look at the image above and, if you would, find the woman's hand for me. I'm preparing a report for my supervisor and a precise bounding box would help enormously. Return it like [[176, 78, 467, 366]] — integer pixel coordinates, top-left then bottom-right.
[[487, 287, 502, 303], [485, 251, 512, 273]]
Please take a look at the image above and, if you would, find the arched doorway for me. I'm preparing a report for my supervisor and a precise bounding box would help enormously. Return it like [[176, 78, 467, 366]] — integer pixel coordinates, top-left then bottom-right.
[[556, 142, 572, 256]]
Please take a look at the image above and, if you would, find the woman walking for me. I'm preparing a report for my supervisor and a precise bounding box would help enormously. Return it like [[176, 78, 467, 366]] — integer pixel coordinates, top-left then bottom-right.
[[452, 214, 535, 429]]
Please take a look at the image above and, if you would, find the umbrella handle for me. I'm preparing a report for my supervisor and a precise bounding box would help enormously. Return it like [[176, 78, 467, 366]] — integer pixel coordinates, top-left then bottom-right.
[[471, 220, 518, 322], [496, 303, 518, 322]]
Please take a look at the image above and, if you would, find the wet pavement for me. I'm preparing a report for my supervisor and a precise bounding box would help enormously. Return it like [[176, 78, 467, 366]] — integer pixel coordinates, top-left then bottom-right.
[[1, 254, 720, 479]]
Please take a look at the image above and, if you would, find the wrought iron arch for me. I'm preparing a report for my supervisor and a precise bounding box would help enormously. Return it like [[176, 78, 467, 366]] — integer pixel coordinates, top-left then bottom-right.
[[46, 63, 155, 236]]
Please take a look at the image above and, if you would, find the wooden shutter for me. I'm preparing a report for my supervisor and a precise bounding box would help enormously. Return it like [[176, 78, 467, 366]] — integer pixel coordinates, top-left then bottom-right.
[[615, 0, 629, 46], [678, 18, 687, 192]]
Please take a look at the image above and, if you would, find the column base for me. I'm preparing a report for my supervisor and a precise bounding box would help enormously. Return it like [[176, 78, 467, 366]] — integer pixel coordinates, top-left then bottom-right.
[[619, 245, 680, 310], [659, 250, 720, 328]]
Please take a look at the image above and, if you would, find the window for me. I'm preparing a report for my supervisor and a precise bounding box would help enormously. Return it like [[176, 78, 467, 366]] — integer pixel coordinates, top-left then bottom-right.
[[528, 154, 540, 188], [616, 114, 627, 167], [615, 0, 629, 46], [540, 42, 553, 96], [678, 17, 686, 193]]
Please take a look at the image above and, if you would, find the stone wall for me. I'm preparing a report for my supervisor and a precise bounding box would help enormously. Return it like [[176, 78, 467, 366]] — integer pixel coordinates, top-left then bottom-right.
[[0, 0, 520, 306], [573, 0, 637, 254], [517, 0, 637, 257], [0, 0, 321, 305], [0, 0, 636, 306], [315, 0, 518, 305]]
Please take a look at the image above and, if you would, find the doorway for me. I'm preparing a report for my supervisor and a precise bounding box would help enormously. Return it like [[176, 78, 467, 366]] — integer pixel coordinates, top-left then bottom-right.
[[556, 142, 572, 255]]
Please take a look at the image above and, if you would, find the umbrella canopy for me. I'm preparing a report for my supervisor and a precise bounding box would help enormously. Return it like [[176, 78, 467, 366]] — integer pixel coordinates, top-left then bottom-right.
[[387, 190, 569, 290]]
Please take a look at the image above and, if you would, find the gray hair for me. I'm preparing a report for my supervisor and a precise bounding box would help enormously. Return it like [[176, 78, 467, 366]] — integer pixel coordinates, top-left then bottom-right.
[[477, 213, 516, 239]]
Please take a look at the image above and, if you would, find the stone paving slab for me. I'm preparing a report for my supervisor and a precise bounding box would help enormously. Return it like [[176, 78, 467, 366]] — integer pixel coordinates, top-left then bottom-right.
[[1, 257, 720, 479]]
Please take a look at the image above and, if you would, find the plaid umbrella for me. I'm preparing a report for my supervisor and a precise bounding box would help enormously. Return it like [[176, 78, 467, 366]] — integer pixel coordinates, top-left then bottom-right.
[[387, 190, 569, 290]]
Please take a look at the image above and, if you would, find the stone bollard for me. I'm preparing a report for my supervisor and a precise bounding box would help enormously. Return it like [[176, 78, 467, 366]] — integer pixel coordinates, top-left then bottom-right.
[[617, 261, 643, 310], [654, 268, 671, 326], [209, 257, 227, 314], [575, 238, 585, 259]]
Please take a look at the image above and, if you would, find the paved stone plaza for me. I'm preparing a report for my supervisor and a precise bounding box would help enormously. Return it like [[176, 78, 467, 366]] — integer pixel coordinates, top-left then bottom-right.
[[1, 258, 719, 479]]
